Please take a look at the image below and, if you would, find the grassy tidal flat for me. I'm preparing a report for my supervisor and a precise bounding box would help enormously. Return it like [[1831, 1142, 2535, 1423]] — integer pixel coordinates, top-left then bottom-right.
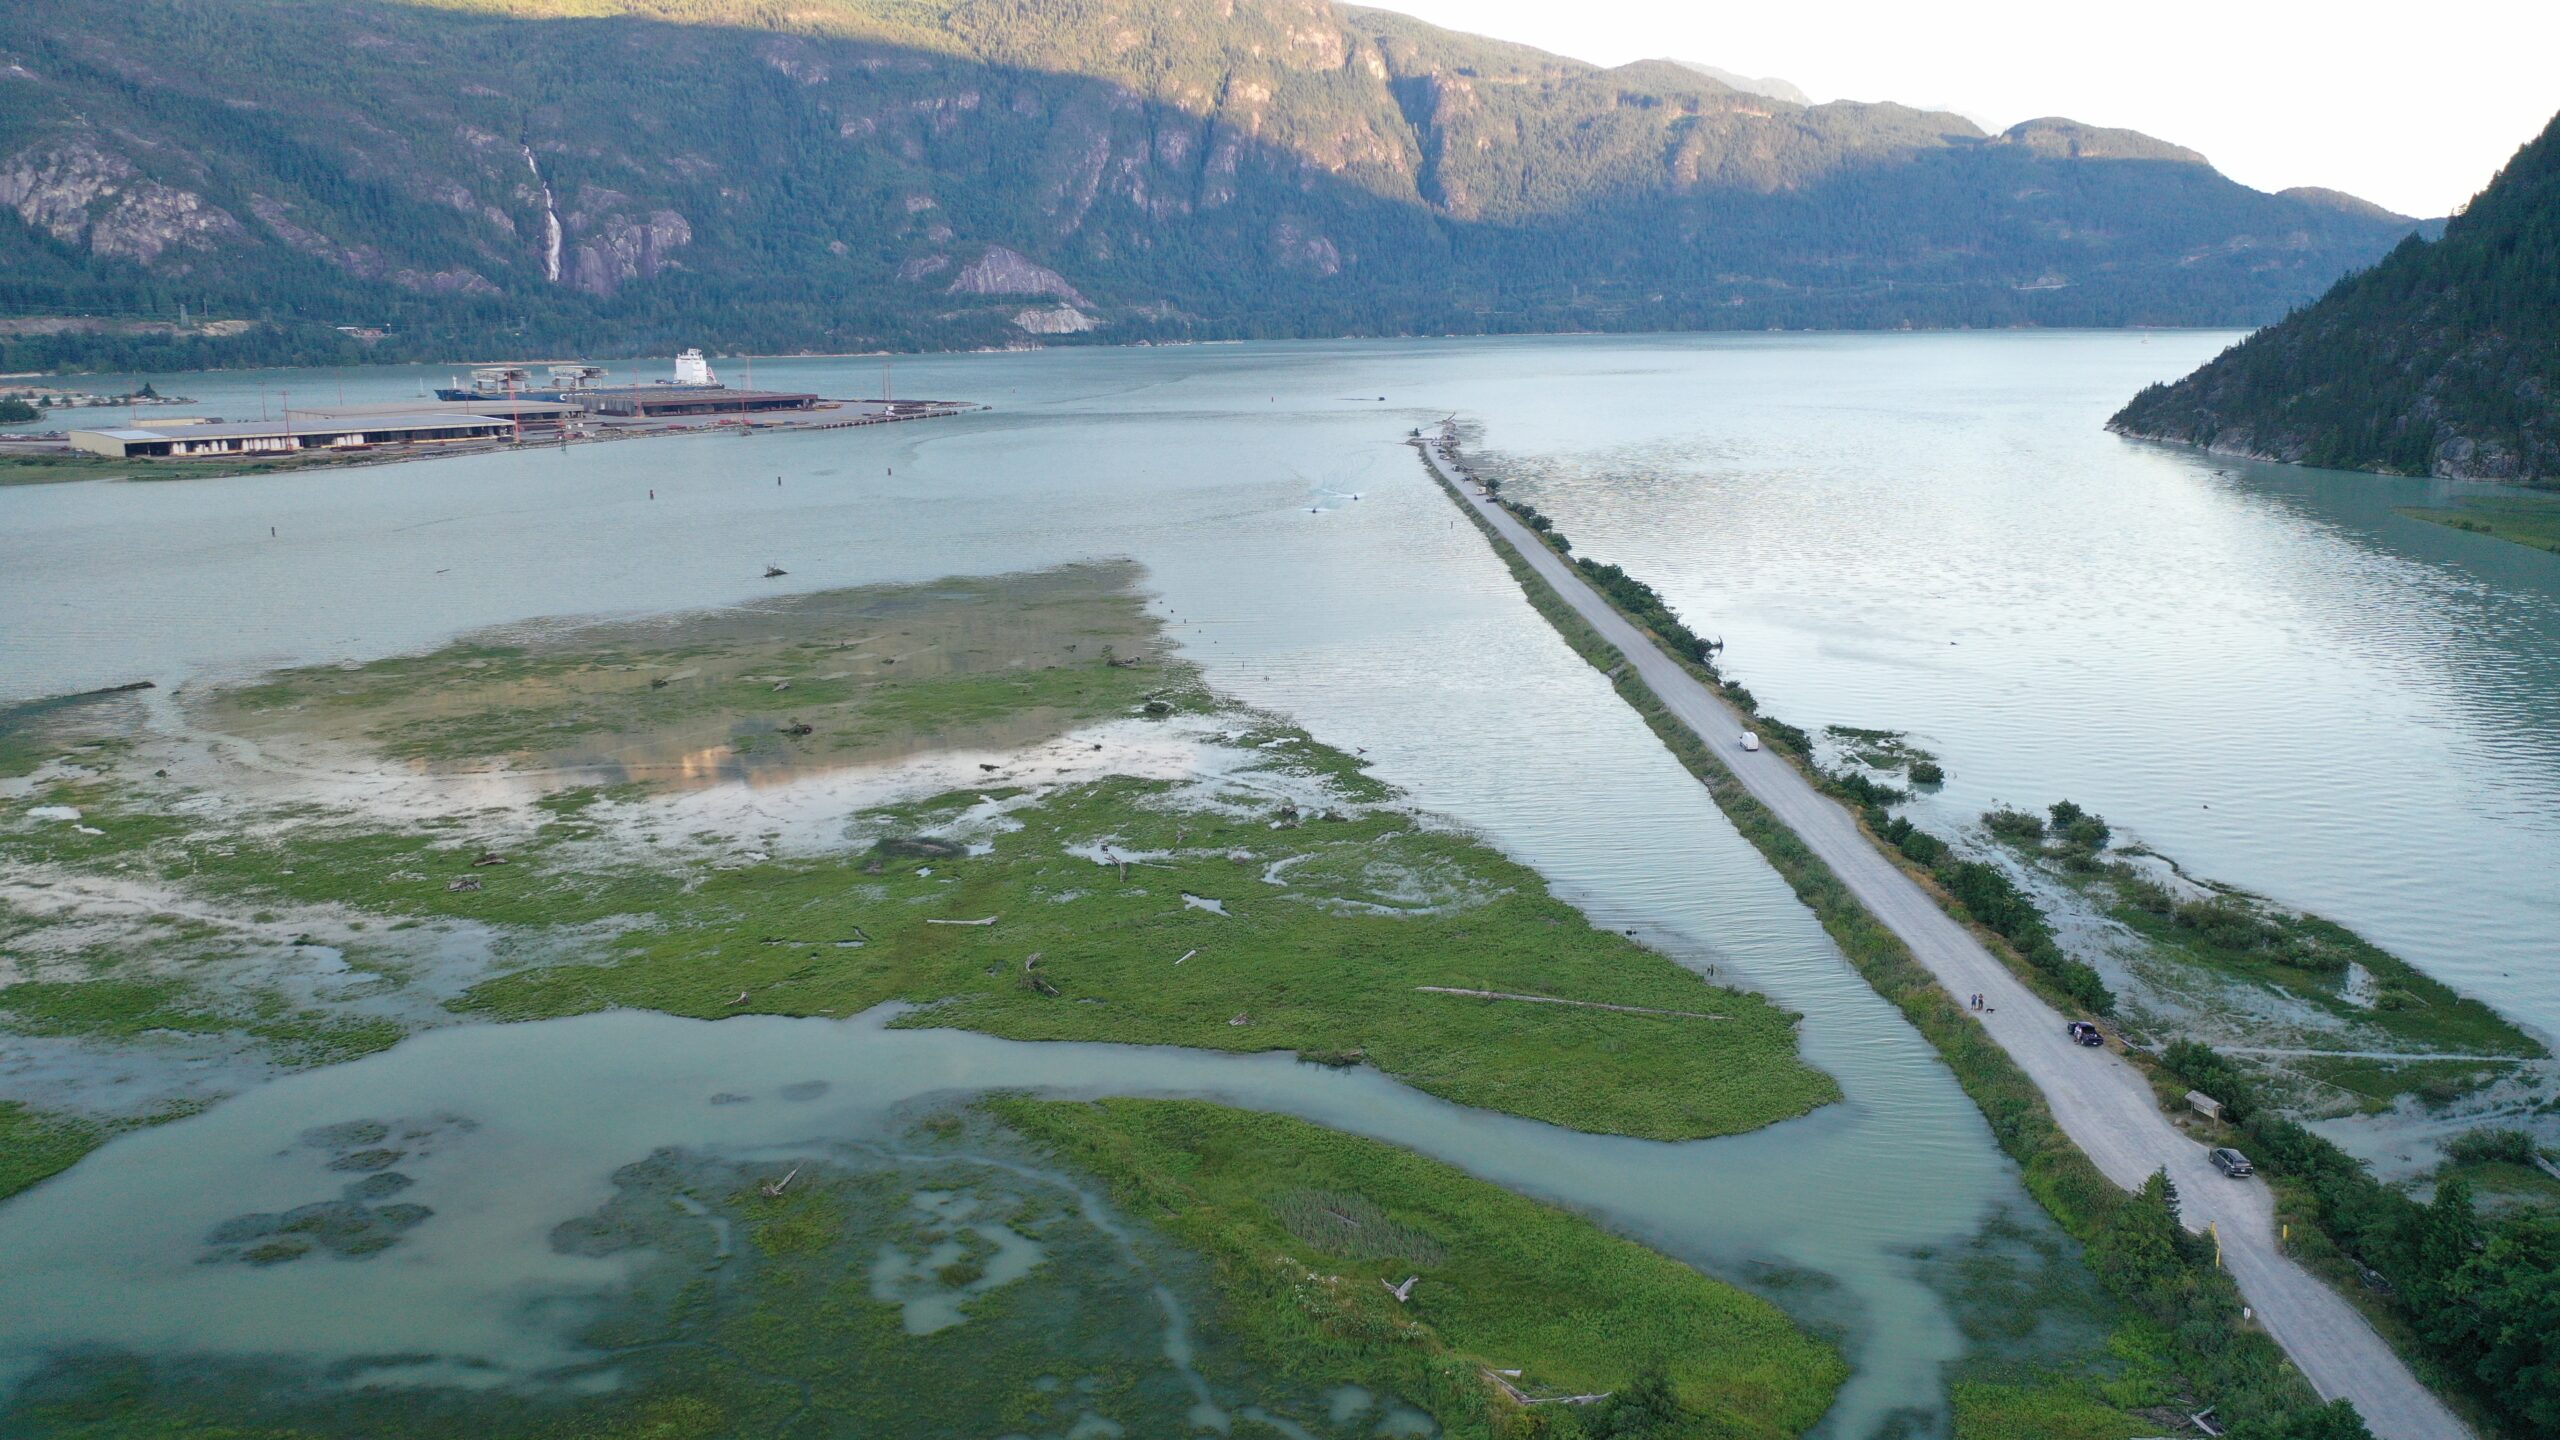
[[1974, 803, 2549, 1117], [0, 451, 347, 487], [2398, 495, 2560, 557], [0, 562, 1847, 1437], [994, 1097, 1848, 1439]]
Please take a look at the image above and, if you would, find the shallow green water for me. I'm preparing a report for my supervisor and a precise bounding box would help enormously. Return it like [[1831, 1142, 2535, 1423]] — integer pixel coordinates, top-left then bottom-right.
[[0, 1006, 2037, 1437]]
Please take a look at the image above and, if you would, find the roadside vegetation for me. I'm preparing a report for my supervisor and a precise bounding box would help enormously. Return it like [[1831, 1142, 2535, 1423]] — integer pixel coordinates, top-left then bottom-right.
[[996, 1097, 1848, 1439], [2152, 1045, 2560, 1435], [1490, 488, 2113, 1025], [1866, 806, 2116, 1017]]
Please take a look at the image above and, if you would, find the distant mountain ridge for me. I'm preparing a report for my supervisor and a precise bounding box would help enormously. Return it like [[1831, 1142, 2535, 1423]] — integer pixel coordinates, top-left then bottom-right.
[[0, 0, 2431, 370], [1667, 61, 1810, 106], [2112, 109, 2559, 485]]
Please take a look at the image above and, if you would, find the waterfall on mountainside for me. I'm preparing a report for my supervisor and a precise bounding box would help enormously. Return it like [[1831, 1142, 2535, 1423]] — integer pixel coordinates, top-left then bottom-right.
[[522, 142, 563, 285]]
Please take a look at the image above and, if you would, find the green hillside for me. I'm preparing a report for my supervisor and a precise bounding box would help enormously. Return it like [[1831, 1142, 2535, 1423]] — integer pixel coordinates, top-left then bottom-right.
[[0, 0, 2427, 370], [2111, 108, 2560, 485]]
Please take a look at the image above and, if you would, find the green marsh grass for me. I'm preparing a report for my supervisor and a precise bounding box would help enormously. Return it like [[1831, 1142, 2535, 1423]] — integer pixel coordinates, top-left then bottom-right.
[[996, 1096, 1848, 1439]]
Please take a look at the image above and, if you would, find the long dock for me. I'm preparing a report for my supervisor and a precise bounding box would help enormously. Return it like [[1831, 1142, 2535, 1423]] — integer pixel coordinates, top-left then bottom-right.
[[1413, 431, 2471, 1440]]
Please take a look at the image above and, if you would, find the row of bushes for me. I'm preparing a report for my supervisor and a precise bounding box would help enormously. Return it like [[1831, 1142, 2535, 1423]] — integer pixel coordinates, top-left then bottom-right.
[[2160, 1044, 2560, 1433], [1864, 808, 2118, 1016], [1572, 557, 1720, 668], [1496, 515, 2121, 1026], [1454, 460, 1721, 675], [1462, 457, 2117, 1028], [1471, 470, 1849, 772], [1879, 809, 2117, 1016], [1511, 503, 1576, 558], [2086, 1171, 2376, 1440], [1827, 768, 1905, 808]]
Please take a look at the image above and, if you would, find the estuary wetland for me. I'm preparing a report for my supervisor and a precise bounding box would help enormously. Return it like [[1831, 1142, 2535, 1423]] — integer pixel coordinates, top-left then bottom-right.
[[4, 333, 2557, 1439], [0, 562, 2045, 1439]]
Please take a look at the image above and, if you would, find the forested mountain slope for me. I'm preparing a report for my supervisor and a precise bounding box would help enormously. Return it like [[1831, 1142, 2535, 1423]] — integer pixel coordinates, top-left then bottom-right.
[[2111, 109, 2560, 485], [0, 0, 2428, 369]]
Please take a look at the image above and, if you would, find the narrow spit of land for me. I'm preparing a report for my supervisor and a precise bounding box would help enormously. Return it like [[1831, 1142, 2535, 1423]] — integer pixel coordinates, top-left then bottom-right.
[[1414, 437, 2474, 1440]]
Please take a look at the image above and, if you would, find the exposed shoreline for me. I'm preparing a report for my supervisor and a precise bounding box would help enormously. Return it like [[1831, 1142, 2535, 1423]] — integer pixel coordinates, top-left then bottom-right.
[[2108, 421, 2558, 489]]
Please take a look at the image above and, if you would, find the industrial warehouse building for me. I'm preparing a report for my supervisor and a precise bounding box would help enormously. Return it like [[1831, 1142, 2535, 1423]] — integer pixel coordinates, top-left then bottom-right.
[[290, 398, 584, 431], [69, 412, 516, 459], [584, 388, 818, 418]]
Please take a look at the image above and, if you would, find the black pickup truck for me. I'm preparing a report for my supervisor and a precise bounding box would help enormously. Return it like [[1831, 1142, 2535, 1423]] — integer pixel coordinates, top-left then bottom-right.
[[2065, 1020, 2105, 1047]]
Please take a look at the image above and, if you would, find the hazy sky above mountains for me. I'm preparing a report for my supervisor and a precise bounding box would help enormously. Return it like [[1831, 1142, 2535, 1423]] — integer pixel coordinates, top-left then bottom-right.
[[1396, 0, 2557, 217]]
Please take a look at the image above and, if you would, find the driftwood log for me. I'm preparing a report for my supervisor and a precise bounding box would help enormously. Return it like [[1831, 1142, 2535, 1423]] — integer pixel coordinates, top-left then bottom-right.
[[1414, 986, 1724, 1020]]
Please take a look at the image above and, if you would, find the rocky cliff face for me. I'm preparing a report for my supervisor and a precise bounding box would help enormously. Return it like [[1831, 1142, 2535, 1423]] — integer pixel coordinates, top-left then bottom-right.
[[561, 190, 691, 297], [0, 138, 245, 267], [944, 246, 1088, 305], [0, 0, 2435, 360]]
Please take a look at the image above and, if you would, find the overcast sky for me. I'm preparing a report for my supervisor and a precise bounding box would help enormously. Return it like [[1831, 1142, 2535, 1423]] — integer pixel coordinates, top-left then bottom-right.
[[1384, 0, 2559, 218]]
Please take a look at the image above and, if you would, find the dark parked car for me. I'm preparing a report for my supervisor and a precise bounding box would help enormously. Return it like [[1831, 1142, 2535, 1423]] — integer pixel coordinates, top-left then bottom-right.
[[2066, 1020, 2104, 1047], [2210, 1147, 2255, 1178]]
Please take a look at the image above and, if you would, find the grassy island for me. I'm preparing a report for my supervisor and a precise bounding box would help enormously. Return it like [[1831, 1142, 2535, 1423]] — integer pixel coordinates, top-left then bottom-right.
[[996, 1097, 1848, 1439], [1, 563, 1835, 1198]]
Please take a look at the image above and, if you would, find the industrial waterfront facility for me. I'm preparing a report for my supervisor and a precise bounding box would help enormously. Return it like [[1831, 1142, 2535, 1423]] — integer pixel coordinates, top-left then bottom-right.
[[60, 351, 955, 464], [71, 412, 520, 459]]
